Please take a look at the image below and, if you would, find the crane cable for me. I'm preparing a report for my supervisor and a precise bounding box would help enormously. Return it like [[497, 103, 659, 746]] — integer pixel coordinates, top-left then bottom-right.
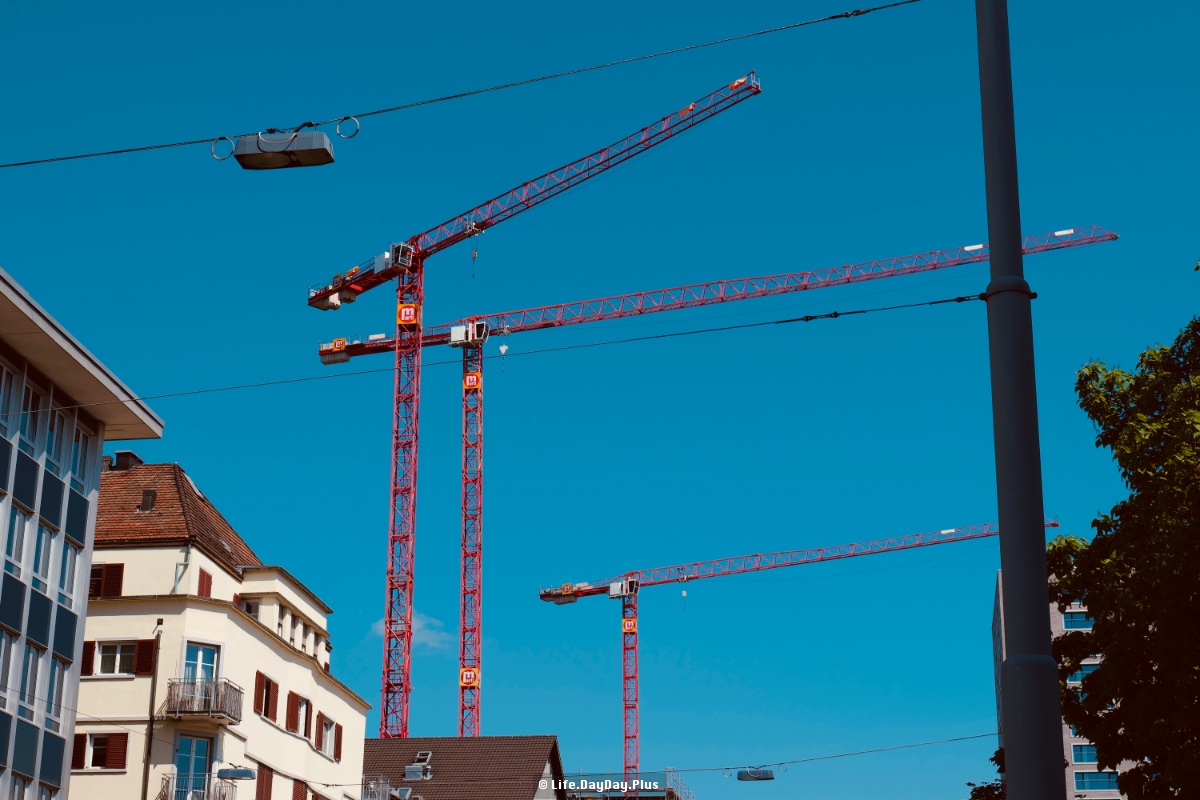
[[0, 0, 919, 170]]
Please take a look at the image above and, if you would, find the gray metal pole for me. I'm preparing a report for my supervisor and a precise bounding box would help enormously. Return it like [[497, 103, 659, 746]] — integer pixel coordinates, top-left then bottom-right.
[[974, 1, 1065, 798]]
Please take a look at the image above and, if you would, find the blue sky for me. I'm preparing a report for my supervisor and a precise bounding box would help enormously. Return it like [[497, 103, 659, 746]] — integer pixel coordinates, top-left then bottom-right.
[[2, 0, 1196, 797]]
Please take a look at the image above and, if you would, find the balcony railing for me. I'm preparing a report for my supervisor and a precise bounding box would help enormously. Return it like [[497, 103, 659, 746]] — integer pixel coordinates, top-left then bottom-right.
[[164, 679, 244, 724], [157, 774, 237, 800]]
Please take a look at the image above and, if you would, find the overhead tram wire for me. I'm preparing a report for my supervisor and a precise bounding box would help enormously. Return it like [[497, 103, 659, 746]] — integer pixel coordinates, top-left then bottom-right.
[[11, 291, 980, 419], [0, 0, 919, 170]]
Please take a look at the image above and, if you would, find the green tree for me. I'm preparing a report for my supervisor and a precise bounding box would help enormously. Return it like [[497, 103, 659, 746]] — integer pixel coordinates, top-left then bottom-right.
[[1046, 318, 1200, 798], [966, 748, 1005, 800]]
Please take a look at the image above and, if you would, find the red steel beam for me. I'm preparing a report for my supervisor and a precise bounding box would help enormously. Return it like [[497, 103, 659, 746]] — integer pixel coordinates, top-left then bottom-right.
[[318, 226, 1116, 361], [307, 73, 762, 309], [459, 342, 484, 736]]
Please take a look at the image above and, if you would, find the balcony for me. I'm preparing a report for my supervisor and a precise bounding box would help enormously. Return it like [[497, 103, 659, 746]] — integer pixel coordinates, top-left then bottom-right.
[[156, 774, 238, 800], [164, 679, 244, 724]]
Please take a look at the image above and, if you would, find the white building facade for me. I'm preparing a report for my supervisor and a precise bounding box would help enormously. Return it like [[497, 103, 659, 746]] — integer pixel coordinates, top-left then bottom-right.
[[0, 267, 163, 799], [72, 456, 369, 800]]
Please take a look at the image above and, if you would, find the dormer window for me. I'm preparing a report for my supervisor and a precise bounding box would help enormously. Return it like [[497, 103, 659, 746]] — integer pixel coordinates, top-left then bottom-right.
[[139, 490, 156, 512]]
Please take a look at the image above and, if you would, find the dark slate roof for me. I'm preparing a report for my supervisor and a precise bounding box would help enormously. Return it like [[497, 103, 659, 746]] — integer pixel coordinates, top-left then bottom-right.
[[96, 462, 261, 576], [363, 736, 566, 800]]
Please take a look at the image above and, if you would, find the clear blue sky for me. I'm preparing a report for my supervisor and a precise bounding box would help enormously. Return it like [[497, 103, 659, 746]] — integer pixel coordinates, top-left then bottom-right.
[[2, 0, 1196, 797]]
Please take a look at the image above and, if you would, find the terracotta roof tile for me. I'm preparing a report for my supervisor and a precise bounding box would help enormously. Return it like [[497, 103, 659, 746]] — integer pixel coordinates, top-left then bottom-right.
[[96, 463, 261, 576], [363, 736, 566, 800]]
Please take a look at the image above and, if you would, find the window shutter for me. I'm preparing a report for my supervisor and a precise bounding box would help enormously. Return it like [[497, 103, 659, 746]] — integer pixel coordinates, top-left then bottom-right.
[[232, 593, 242, 609], [80, 641, 95, 676], [292, 778, 308, 800], [101, 563, 124, 597], [334, 723, 342, 762], [71, 734, 86, 770], [255, 765, 274, 800], [198, 568, 212, 598], [304, 703, 312, 738], [254, 672, 265, 715], [133, 639, 156, 675], [314, 712, 324, 750], [267, 680, 279, 722], [286, 691, 299, 732], [106, 732, 129, 769]]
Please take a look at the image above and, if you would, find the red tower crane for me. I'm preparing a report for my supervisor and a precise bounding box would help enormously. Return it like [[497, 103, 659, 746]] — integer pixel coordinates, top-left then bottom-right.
[[539, 519, 1060, 786], [317, 227, 1115, 738], [305, 73, 762, 738]]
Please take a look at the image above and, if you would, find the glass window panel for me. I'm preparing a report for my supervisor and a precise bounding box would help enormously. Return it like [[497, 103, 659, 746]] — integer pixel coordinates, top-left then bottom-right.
[[90, 735, 108, 768], [6, 508, 27, 577], [1075, 772, 1120, 790], [70, 426, 92, 492], [1063, 612, 1094, 630], [1073, 744, 1098, 763], [58, 542, 78, 608], [0, 369, 14, 435], [18, 383, 42, 451], [32, 525, 53, 593]]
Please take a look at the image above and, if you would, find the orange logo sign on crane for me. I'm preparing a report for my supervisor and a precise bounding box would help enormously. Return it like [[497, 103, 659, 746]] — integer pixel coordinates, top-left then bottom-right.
[[460, 667, 480, 687], [622, 618, 637, 634], [463, 372, 482, 391], [397, 304, 420, 326], [332, 338, 347, 352]]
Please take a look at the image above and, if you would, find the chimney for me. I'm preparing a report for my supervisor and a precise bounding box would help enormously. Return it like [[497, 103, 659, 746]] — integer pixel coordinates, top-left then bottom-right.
[[113, 451, 144, 471], [101, 455, 113, 472]]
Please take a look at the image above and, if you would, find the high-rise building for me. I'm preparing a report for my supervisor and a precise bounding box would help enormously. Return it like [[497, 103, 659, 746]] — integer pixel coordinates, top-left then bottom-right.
[[992, 571, 1124, 798], [73, 455, 369, 799], [0, 266, 164, 799]]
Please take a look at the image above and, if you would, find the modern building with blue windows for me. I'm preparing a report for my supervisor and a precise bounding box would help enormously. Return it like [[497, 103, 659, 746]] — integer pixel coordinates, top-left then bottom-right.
[[0, 266, 162, 798], [992, 571, 1127, 799]]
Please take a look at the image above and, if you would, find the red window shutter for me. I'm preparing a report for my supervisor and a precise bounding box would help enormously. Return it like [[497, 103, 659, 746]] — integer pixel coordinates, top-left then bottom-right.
[[101, 563, 124, 597], [71, 734, 86, 770], [198, 568, 213, 598], [286, 691, 299, 732], [253, 672, 265, 715], [334, 723, 342, 762], [267, 680, 279, 722], [304, 703, 312, 738], [292, 778, 308, 800], [256, 765, 274, 800], [80, 641, 96, 676], [314, 712, 324, 750], [233, 593, 242, 609], [133, 639, 156, 675], [106, 732, 129, 769]]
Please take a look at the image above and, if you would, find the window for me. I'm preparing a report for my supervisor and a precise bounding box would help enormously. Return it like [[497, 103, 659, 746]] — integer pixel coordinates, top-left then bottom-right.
[[0, 630, 12, 710], [57, 541, 78, 608], [89, 563, 123, 598], [175, 735, 212, 796], [31, 525, 54, 594], [1068, 663, 1100, 683], [1063, 612, 1093, 630], [99, 643, 136, 675], [9, 776, 29, 800], [44, 405, 70, 475], [36, 786, 56, 800], [0, 367, 16, 436], [18, 643, 41, 720], [6, 507, 29, 577], [254, 671, 279, 722], [277, 608, 286, 639], [298, 697, 312, 737], [70, 425, 92, 493], [45, 657, 67, 732], [87, 733, 128, 769], [18, 383, 42, 455], [184, 643, 218, 683], [1075, 772, 1120, 790], [321, 716, 336, 757], [290, 616, 298, 648], [1073, 744, 1098, 763]]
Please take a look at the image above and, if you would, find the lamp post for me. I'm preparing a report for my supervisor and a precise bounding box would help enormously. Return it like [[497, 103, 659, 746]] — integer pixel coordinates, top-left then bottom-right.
[[975, 1, 1065, 798]]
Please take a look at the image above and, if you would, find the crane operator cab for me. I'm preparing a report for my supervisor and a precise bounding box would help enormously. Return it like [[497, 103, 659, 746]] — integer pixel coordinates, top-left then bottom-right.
[[449, 319, 490, 348]]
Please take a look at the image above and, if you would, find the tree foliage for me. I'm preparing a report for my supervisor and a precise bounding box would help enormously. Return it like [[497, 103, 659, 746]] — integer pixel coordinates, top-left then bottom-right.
[[1046, 318, 1200, 798], [966, 748, 1006, 800]]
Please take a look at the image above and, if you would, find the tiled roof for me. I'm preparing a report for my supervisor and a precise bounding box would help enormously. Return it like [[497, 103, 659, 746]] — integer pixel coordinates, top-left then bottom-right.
[[363, 736, 566, 800], [96, 463, 261, 576]]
